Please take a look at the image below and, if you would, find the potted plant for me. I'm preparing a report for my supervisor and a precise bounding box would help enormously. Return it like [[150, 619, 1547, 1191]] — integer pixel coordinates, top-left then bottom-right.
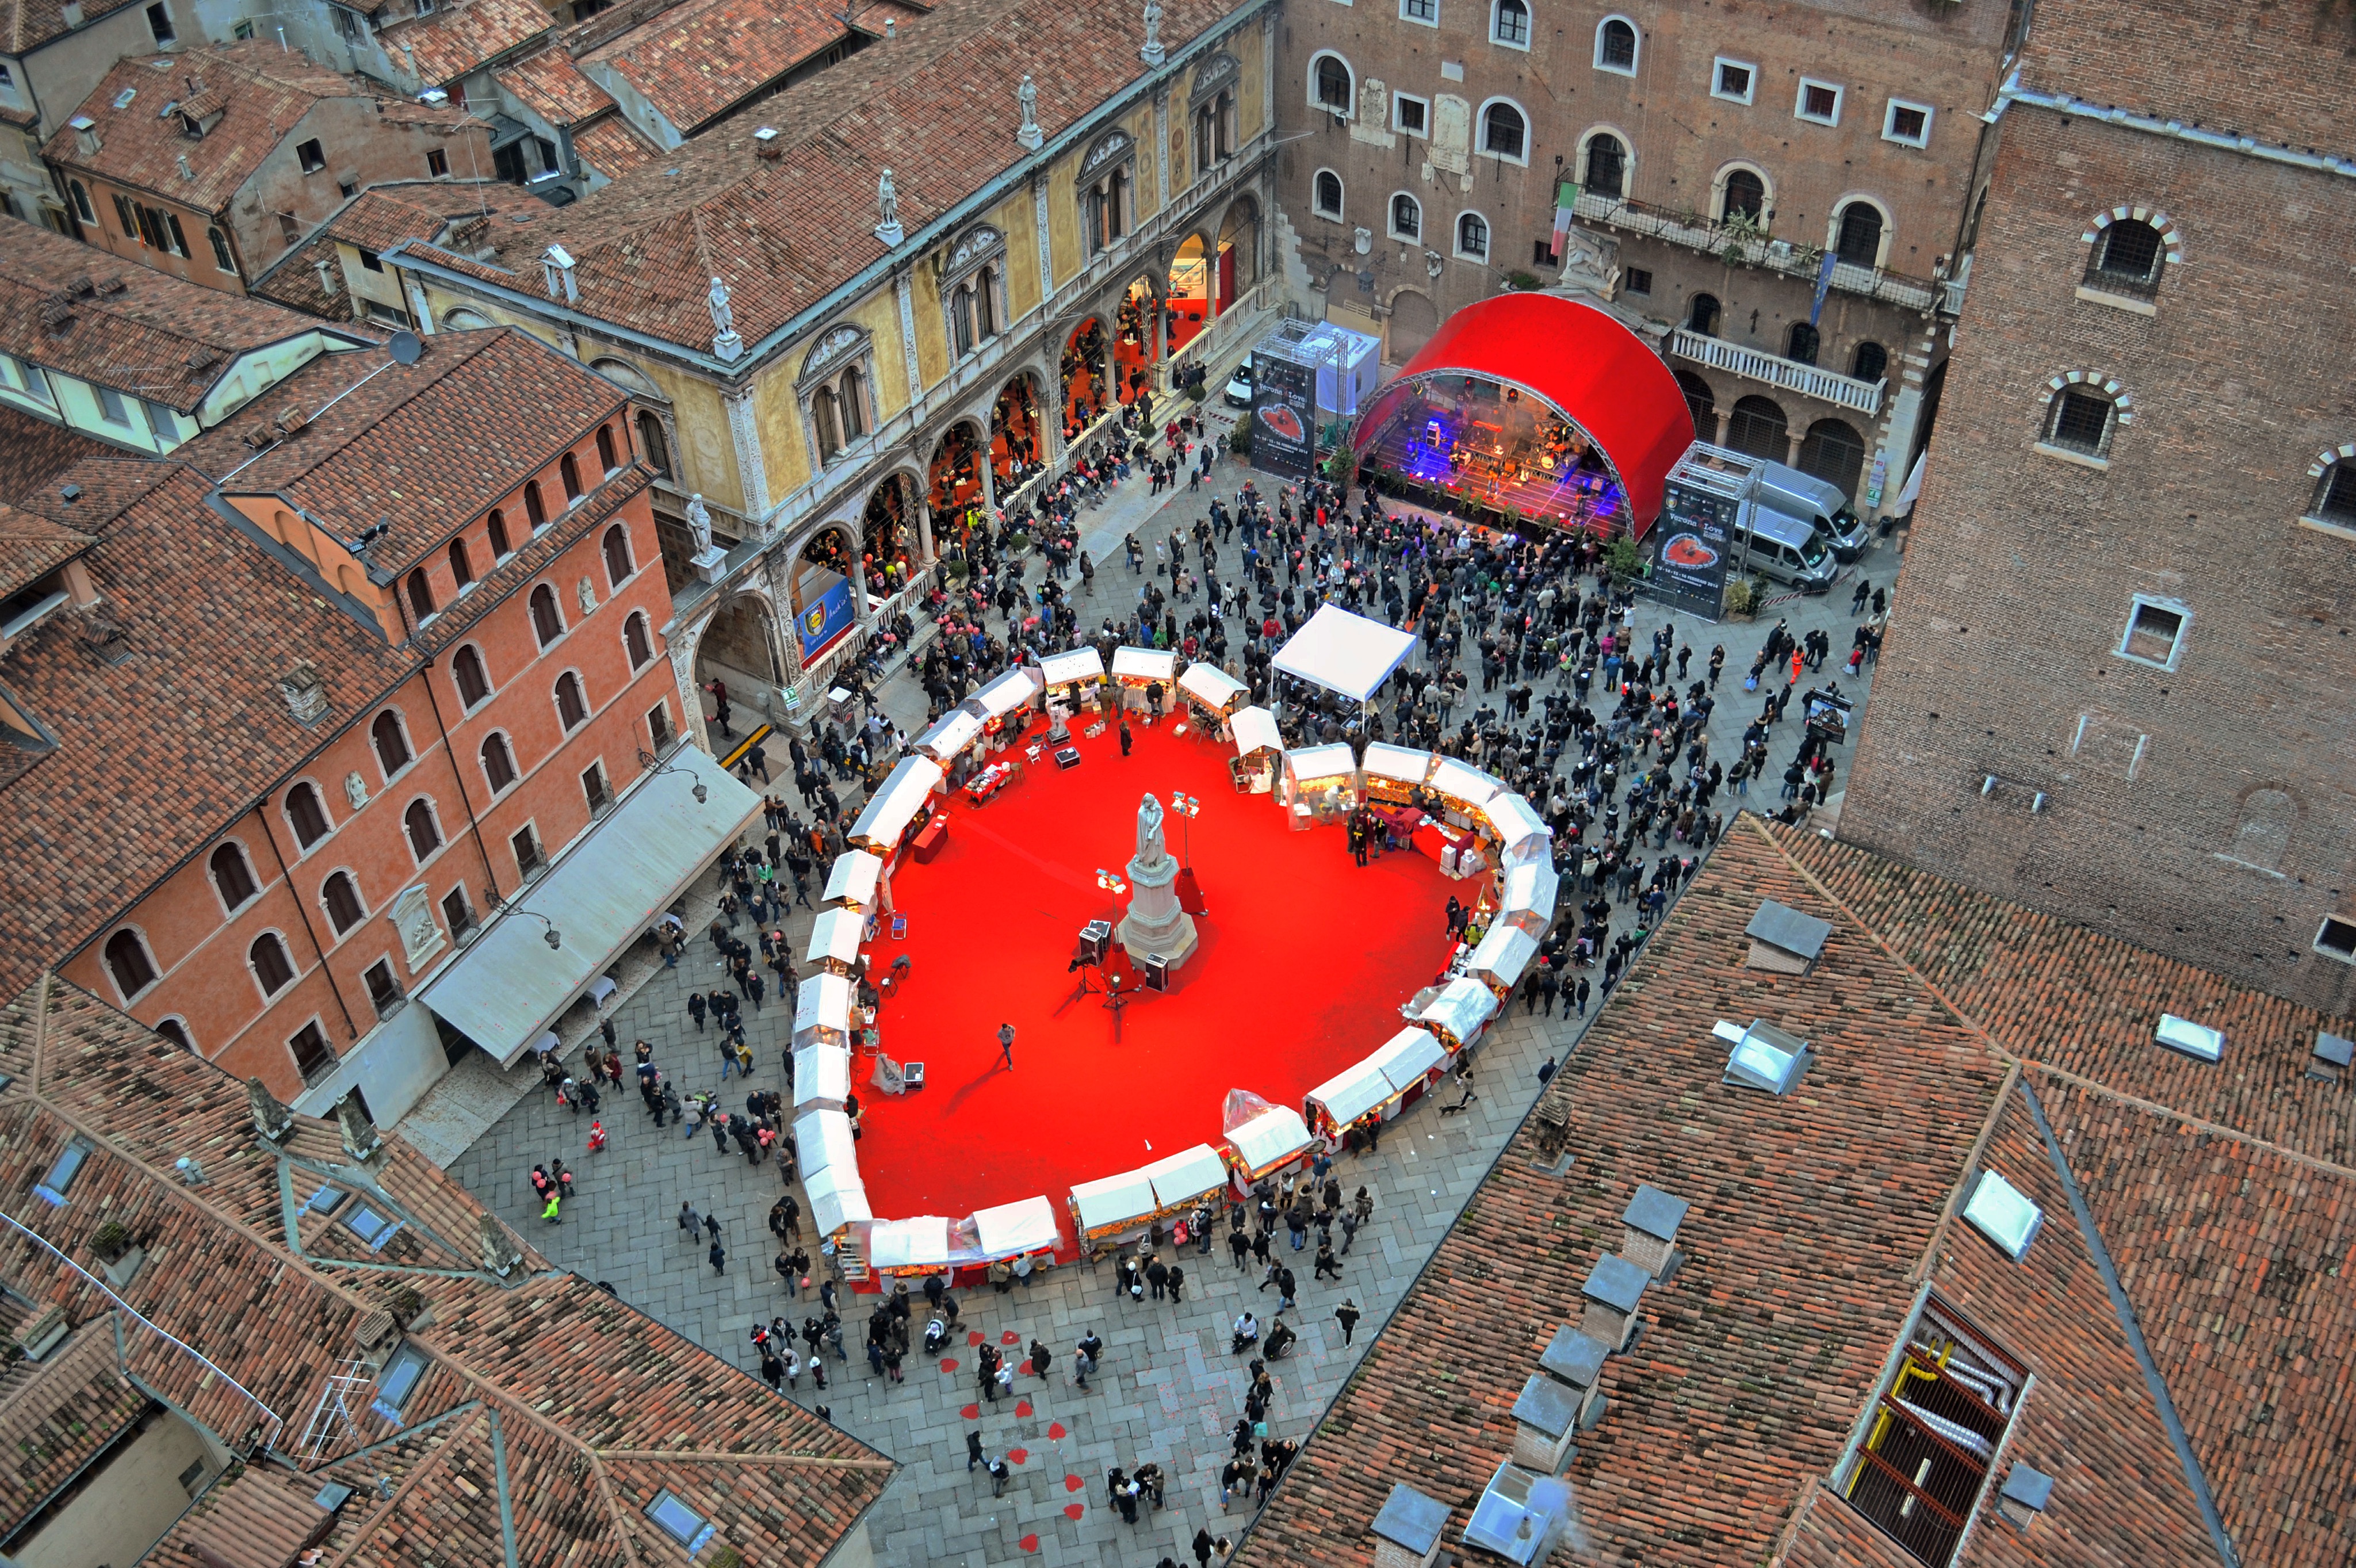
[[1605, 537, 1644, 584]]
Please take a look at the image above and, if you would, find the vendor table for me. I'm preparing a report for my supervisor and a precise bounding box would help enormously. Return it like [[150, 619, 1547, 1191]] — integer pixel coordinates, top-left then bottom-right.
[[964, 760, 1018, 805], [911, 814, 948, 863]]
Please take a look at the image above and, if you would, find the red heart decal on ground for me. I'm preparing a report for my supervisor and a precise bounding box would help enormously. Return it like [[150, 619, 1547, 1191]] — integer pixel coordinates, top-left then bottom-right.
[[1008, 1447, 1028, 1463], [967, 1330, 985, 1346], [960, 1403, 980, 1420], [1015, 1399, 1034, 1417], [1001, 1330, 1022, 1345], [1019, 1534, 1039, 1552], [1048, 1422, 1067, 1439], [939, 1357, 958, 1374], [1064, 1504, 1085, 1521], [1064, 1473, 1083, 1491], [1018, 1359, 1034, 1375]]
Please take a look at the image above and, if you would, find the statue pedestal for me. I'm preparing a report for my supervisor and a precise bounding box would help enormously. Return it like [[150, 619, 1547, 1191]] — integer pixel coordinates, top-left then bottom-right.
[[1116, 847, 1199, 969], [691, 545, 728, 584]]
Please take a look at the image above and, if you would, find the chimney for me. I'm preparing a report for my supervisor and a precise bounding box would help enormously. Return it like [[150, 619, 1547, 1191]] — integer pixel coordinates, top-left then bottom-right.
[[478, 1211, 523, 1277], [279, 663, 330, 724], [1744, 899, 1830, 975], [1619, 1184, 1689, 1281], [1579, 1254, 1648, 1352], [60, 0, 82, 24], [1537, 1324, 1611, 1432], [70, 114, 100, 156], [14, 1305, 68, 1361], [753, 125, 781, 160], [312, 255, 340, 299], [1510, 1372, 1582, 1473], [1995, 1464, 2053, 1530], [1368, 1482, 1449, 1568], [247, 1076, 294, 1144], [176, 153, 193, 179], [335, 1091, 382, 1163], [541, 243, 577, 303]]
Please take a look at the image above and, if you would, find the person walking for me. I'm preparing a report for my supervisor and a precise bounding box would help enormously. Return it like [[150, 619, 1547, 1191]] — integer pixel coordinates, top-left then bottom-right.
[[986, 1455, 1011, 1497], [1119, 716, 1134, 757], [678, 1201, 700, 1245], [1030, 1338, 1054, 1382], [1334, 1297, 1361, 1345], [996, 1022, 1016, 1069], [966, 1430, 985, 1472], [708, 1237, 727, 1275], [1313, 1241, 1341, 1280]]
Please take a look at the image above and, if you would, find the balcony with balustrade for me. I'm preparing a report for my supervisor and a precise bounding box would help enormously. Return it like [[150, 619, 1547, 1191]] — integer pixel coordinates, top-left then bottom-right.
[[1571, 190, 1950, 316]]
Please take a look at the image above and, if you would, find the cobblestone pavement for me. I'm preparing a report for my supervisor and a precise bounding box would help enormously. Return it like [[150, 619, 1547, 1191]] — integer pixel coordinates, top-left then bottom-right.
[[445, 394, 1894, 1566]]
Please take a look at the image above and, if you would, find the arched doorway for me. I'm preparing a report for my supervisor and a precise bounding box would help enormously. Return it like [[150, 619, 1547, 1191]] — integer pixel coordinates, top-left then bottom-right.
[[1215, 194, 1260, 315], [791, 528, 861, 668], [695, 592, 786, 737], [1060, 320, 1110, 437], [989, 373, 1045, 498], [1797, 418, 1867, 501], [1726, 395, 1788, 461], [1168, 235, 1211, 354], [1674, 370, 1715, 440], [859, 475, 919, 595], [1389, 290, 1439, 363], [1114, 277, 1161, 404], [928, 422, 988, 536]]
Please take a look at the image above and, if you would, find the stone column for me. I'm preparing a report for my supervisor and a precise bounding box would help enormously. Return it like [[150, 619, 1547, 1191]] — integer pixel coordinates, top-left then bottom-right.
[[1712, 409, 1733, 446], [1785, 429, 1807, 467], [668, 637, 710, 756], [724, 387, 771, 528]]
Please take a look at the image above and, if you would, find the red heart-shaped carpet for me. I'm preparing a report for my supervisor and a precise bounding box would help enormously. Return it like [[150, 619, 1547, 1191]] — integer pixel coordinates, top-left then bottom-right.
[[939, 1358, 958, 1374], [1008, 1447, 1028, 1464], [960, 1403, 980, 1420], [967, 1330, 985, 1347], [1019, 1533, 1039, 1552], [1018, 1359, 1034, 1376], [1001, 1330, 1022, 1345], [1048, 1421, 1068, 1439], [1064, 1474, 1084, 1492], [1015, 1399, 1034, 1417], [1064, 1504, 1085, 1521]]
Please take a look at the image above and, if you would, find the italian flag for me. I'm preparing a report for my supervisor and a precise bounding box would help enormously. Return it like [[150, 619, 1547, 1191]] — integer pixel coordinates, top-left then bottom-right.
[[1551, 179, 1581, 261]]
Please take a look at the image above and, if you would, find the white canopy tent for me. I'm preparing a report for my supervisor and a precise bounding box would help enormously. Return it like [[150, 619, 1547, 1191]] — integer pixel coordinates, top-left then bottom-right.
[[1110, 645, 1178, 683], [822, 850, 885, 909], [1070, 1168, 1158, 1238], [1229, 706, 1282, 757], [1272, 604, 1418, 704], [1305, 1058, 1394, 1133], [848, 755, 943, 851], [794, 1109, 858, 1179], [1283, 743, 1359, 787], [804, 907, 865, 970], [913, 707, 985, 761], [1176, 663, 1249, 714], [1500, 858, 1559, 935], [1037, 647, 1106, 687], [1412, 975, 1501, 1047], [1467, 923, 1541, 993], [973, 1195, 1064, 1259], [793, 972, 854, 1050], [967, 666, 1042, 720], [1480, 793, 1551, 862], [1141, 1145, 1230, 1212], [791, 1045, 852, 1111], [804, 1164, 871, 1237], [1226, 1104, 1314, 1179], [867, 1215, 955, 1272], [1367, 1025, 1451, 1093], [1360, 743, 1436, 793], [1428, 757, 1505, 811]]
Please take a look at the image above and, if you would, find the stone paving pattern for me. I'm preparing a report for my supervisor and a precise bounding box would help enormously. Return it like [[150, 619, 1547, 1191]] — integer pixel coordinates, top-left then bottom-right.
[[445, 376, 1893, 1566]]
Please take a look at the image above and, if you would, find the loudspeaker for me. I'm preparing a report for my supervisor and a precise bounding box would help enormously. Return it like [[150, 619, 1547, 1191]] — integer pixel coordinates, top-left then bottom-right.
[[1140, 953, 1172, 992], [1076, 919, 1112, 965]]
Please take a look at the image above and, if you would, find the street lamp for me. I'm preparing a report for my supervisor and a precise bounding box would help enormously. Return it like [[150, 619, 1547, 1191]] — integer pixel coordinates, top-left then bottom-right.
[[485, 887, 563, 950], [1166, 791, 1200, 866], [1095, 869, 1129, 897], [638, 747, 710, 804]]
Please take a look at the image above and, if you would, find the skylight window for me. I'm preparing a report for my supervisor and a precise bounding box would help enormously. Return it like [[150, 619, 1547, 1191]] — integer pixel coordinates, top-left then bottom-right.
[[646, 1491, 716, 1551], [304, 1184, 348, 1215], [369, 1342, 429, 1422], [1961, 1169, 2042, 1260], [2155, 1013, 2222, 1062], [36, 1138, 94, 1206], [344, 1203, 399, 1250], [1717, 1019, 1811, 1095]]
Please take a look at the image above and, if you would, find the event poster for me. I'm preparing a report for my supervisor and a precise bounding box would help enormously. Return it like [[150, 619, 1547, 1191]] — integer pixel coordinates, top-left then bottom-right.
[[1650, 475, 1737, 621], [797, 576, 858, 659], [1250, 352, 1315, 481]]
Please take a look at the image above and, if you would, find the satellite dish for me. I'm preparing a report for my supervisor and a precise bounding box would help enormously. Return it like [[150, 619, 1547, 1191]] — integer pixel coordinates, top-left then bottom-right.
[[388, 331, 424, 365]]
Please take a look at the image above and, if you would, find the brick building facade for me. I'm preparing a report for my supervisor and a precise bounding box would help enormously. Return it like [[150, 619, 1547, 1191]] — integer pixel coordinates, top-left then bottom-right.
[[1272, 0, 2018, 515], [1838, 0, 2356, 1011]]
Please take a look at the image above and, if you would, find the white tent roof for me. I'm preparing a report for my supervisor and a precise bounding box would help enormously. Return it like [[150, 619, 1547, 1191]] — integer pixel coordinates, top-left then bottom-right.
[[791, 1045, 852, 1109], [793, 973, 853, 1042], [803, 1165, 871, 1236], [1177, 663, 1248, 712], [1481, 792, 1551, 858], [973, 1195, 1063, 1258], [1306, 1058, 1394, 1129], [1070, 1168, 1158, 1234], [913, 707, 985, 762], [848, 755, 943, 849], [1284, 743, 1359, 784], [822, 850, 884, 907], [1141, 1145, 1229, 1211], [1414, 976, 1501, 1043], [1501, 859, 1559, 931], [1360, 743, 1436, 787], [1226, 1104, 1313, 1176], [967, 666, 1042, 720], [1428, 756, 1505, 808], [416, 744, 761, 1065], [1230, 705, 1282, 756], [1111, 645, 1177, 681], [1037, 647, 1105, 686], [867, 1215, 954, 1270], [1367, 1025, 1450, 1092], [1272, 604, 1418, 703], [1467, 923, 1540, 991], [804, 907, 865, 968], [794, 1109, 858, 1178]]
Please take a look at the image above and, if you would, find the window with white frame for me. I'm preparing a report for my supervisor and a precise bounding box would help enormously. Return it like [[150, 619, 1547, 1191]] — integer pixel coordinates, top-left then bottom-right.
[[1594, 16, 1638, 74], [2308, 455, 2356, 529], [1883, 97, 1933, 148], [800, 327, 877, 464], [1454, 212, 1490, 262], [1311, 53, 1353, 115], [1079, 133, 1136, 254], [1711, 57, 1755, 105], [1479, 100, 1528, 162], [1312, 169, 1345, 220], [1401, 0, 1436, 24], [1389, 192, 1421, 242], [1491, 0, 1528, 45], [1393, 91, 1429, 136], [1795, 77, 1842, 125], [2116, 596, 2188, 670]]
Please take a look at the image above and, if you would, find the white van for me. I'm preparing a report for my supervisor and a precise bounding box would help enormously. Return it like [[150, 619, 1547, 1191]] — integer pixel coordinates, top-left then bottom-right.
[[1730, 502, 1839, 592], [1753, 461, 1869, 562]]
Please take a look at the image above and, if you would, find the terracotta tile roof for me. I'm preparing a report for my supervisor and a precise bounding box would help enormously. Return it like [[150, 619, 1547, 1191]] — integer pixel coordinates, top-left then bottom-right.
[[1235, 819, 2343, 1568], [40, 45, 476, 215], [494, 47, 617, 127], [379, 0, 554, 89], [0, 502, 93, 601], [570, 110, 661, 181], [0, 0, 140, 54], [581, 0, 856, 135], [0, 215, 362, 414], [0, 1320, 149, 1533], [247, 229, 345, 318], [404, 0, 1242, 354], [0, 411, 116, 506], [150, 1459, 337, 1568], [2, 975, 894, 1567]]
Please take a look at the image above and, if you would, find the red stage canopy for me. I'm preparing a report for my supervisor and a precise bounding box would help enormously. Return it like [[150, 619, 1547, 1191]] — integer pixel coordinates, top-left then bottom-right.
[[1352, 295, 1693, 536]]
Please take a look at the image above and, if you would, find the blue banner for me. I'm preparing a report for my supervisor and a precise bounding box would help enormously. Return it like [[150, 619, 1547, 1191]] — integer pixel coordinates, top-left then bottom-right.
[[797, 578, 857, 659], [1810, 251, 1837, 327]]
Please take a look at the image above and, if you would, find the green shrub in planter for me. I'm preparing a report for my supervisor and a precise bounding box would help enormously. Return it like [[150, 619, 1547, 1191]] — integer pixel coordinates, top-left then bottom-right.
[[1605, 538, 1644, 582], [1228, 427, 1251, 455]]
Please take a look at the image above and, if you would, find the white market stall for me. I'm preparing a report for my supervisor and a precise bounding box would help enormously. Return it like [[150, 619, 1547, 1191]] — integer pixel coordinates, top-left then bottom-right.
[[1479, 791, 1552, 866], [792, 973, 855, 1051], [1409, 975, 1501, 1051], [1280, 742, 1360, 829], [913, 707, 985, 763], [1304, 1057, 1395, 1141], [1070, 1167, 1160, 1244], [804, 1164, 871, 1240], [867, 1215, 955, 1276], [1176, 663, 1249, 730], [1360, 742, 1436, 804], [1224, 1103, 1315, 1188], [1499, 858, 1559, 936], [972, 1195, 1064, 1261], [1142, 1145, 1230, 1216], [1466, 921, 1541, 995], [1037, 647, 1106, 716], [791, 1044, 852, 1112], [1228, 705, 1283, 793], [803, 907, 865, 974], [1110, 645, 1179, 712], [1367, 1024, 1451, 1100], [822, 850, 885, 911], [847, 756, 944, 854], [793, 1109, 858, 1179], [967, 667, 1043, 744]]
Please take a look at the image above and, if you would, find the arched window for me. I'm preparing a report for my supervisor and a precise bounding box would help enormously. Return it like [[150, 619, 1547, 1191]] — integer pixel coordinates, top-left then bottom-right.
[[286, 782, 331, 849], [322, 871, 365, 935], [524, 481, 547, 529], [1313, 170, 1344, 219], [1852, 341, 1888, 384], [559, 452, 583, 502], [1674, 370, 1715, 438], [1481, 102, 1527, 161], [156, 1017, 195, 1053], [2091, 218, 2164, 289], [1492, 0, 1529, 47], [953, 280, 978, 357], [555, 671, 588, 730], [1594, 16, 1638, 74], [624, 610, 653, 669], [1389, 193, 1421, 241], [248, 932, 295, 996], [2045, 387, 2117, 457], [1834, 201, 1884, 266], [840, 367, 868, 440], [370, 710, 411, 777], [448, 538, 474, 588], [405, 568, 434, 620], [813, 387, 843, 460], [103, 928, 158, 999], [1727, 395, 1789, 460], [403, 799, 442, 860], [1313, 54, 1352, 114], [1720, 169, 1765, 223], [453, 644, 491, 706], [2311, 458, 2356, 526], [1455, 212, 1490, 261], [1582, 133, 1627, 198], [481, 732, 518, 791], [636, 411, 670, 478], [1799, 418, 1867, 500], [1784, 322, 1820, 366], [209, 843, 258, 909], [596, 423, 618, 473], [487, 507, 512, 557], [602, 523, 634, 587], [530, 584, 564, 647], [1686, 293, 1720, 336]]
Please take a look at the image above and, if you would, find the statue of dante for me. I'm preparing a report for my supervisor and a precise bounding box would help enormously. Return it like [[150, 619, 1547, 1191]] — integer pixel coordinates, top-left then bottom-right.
[[686, 494, 714, 555], [1134, 791, 1168, 864]]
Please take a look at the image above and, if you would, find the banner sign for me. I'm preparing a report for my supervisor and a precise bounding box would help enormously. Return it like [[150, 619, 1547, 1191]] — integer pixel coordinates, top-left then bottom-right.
[[1650, 475, 1738, 621], [1249, 351, 1316, 481]]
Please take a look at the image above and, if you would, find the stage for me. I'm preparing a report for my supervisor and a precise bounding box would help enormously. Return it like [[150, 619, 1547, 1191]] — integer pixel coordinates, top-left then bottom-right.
[[1356, 413, 1627, 535], [852, 716, 1458, 1218]]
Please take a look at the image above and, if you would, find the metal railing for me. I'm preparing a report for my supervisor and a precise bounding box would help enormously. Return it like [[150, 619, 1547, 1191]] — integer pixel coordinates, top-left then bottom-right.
[[1669, 328, 1887, 416], [1572, 190, 1945, 313]]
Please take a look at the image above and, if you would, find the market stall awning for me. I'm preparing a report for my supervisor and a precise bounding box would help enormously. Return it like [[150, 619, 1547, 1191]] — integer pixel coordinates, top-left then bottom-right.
[[1467, 923, 1540, 992], [1306, 1058, 1394, 1130], [848, 755, 943, 851], [1480, 792, 1551, 862], [1141, 1145, 1229, 1211], [793, 972, 854, 1049], [967, 666, 1042, 720], [1111, 645, 1177, 682], [869, 1215, 954, 1271], [1070, 1168, 1157, 1236], [1283, 742, 1359, 785], [794, 1108, 857, 1177], [1361, 742, 1436, 789], [1037, 647, 1104, 686], [1500, 858, 1559, 934], [804, 1164, 871, 1236], [804, 907, 865, 969], [1272, 604, 1417, 703], [791, 1045, 852, 1110], [1177, 663, 1248, 713], [1226, 1104, 1313, 1177], [914, 708, 985, 762], [822, 850, 885, 908], [973, 1195, 1063, 1258], [1413, 975, 1501, 1046], [1230, 705, 1282, 756], [418, 744, 760, 1065], [1367, 1025, 1449, 1092]]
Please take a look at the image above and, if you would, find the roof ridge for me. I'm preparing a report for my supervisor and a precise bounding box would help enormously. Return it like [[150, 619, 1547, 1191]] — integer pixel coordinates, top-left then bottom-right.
[[320, 1402, 490, 1564], [2026, 1058, 2355, 1183]]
